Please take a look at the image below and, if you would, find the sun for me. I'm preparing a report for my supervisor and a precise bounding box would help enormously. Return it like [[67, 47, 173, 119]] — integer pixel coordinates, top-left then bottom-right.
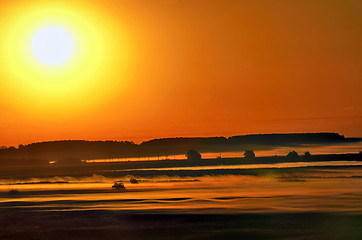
[[0, 1, 131, 117], [32, 26, 74, 65]]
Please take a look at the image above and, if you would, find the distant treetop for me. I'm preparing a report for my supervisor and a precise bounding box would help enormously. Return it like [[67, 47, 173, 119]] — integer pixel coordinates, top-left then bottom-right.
[[243, 150, 255, 159], [0, 133, 359, 162], [287, 151, 299, 159], [186, 149, 202, 160]]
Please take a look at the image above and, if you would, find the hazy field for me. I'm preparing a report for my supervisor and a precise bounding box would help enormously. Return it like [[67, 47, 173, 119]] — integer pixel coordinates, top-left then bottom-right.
[[1, 141, 362, 239], [2, 166, 362, 212], [1, 164, 362, 239]]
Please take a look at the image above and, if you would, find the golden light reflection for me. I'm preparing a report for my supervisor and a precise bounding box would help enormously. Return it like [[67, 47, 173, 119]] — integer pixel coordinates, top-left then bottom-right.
[[1, 174, 362, 213]]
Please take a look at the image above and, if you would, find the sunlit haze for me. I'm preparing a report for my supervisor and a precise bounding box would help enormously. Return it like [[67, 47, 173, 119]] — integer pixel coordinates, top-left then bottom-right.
[[0, 0, 361, 146]]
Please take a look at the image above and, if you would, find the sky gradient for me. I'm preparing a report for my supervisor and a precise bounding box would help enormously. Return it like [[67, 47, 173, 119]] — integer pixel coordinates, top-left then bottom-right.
[[0, 0, 361, 146]]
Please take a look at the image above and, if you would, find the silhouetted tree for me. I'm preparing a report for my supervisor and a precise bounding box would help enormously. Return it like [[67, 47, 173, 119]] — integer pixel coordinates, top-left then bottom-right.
[[130, 178, 139, 184], [112, 181, 125, 190], [304, 151, 311, 158], [287, 151, 299, 160], [186, 149, 201, 160], [243, 150, 255, 159]]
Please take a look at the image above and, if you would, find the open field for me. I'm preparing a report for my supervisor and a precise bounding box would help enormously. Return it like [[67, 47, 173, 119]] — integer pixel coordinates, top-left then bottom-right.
[[1, 153, 362, 239]]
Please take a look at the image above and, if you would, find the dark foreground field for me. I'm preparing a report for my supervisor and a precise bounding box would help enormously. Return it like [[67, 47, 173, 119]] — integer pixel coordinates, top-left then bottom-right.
[[1, 209, 362, 240]]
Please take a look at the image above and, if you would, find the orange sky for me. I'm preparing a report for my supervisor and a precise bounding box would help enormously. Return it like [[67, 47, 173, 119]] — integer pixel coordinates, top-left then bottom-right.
[[0, 0, 361, 147]]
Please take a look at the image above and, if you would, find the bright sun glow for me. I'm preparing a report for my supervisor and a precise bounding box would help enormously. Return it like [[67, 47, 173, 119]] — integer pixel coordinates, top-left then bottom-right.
[[0, 2, 131, 117], [32, 26, 74, 65]]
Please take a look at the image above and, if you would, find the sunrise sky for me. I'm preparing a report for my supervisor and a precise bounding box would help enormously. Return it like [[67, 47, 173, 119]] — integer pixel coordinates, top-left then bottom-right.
[[0, 0, 361, 146]]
